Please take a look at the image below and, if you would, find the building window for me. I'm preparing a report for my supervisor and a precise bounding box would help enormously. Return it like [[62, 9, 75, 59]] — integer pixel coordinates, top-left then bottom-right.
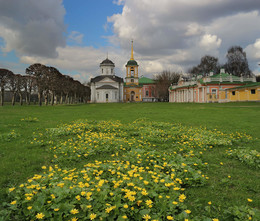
[[97, 92, 99, 100], [102, 69, 103, 74], [146, 91, 149, 96], [232, 91, 236, 95], [131, 68, 134, 77], [251, 89, 256, 94], [152, 90, 154, 96], [106, 93, 109, 99], [131, 79, 134, 82], [115, 92, 117, 99], [212, 89, 217, 94]]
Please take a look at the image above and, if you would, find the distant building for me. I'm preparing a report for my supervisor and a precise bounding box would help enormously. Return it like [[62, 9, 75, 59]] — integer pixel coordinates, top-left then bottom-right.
[[169, 69, 257, 103], [123, 41, 143, 102], [139, 77, 158, 102], [90, 58, 124, 103], [227, 82, 260, 102]]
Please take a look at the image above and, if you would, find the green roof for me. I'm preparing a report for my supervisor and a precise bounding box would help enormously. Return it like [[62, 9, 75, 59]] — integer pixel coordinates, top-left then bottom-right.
[[210, 73, 240, 80], [227, 82, 260, 90], [139, 77, 155, 84], [126, 60, 138, 66]]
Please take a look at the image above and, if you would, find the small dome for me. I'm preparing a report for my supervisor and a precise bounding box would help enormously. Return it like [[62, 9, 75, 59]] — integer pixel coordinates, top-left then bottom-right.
[[100, 58, 115, 66], [126, 60, 138, 66]]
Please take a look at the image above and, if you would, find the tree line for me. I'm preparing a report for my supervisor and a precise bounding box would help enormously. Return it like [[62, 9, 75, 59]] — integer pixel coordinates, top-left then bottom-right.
[[189, 45, 253, 77], [0, 63, 90, 106]]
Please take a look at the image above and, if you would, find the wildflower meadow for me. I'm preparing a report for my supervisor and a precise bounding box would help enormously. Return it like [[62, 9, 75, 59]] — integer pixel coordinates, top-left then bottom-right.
[[0, 103, 259, 220]]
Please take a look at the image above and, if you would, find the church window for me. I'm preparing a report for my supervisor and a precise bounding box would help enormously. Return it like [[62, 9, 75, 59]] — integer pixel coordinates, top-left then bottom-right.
[[146, 91, 149, 96], [131, 79, 134, 83], [152, 90, 154, 96], [251, 89, 256, 94], [232, 91, 236, 95], [115, 92, 117, 99], [97, 92, 99, 100], [131, 68, 134, 77], [102, 69, 103, 74]]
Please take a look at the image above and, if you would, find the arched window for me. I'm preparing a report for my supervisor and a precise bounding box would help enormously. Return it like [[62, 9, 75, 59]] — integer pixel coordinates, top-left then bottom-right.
[[130, 68, 134, 77]]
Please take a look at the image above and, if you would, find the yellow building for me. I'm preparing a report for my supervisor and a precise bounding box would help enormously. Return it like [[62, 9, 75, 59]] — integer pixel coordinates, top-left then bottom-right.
[[124, 41, 142, 102], [227, 82, 260, 102]]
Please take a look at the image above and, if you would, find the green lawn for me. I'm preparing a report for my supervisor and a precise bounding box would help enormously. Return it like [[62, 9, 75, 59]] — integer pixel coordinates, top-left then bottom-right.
[[0, 102, 259, 219]]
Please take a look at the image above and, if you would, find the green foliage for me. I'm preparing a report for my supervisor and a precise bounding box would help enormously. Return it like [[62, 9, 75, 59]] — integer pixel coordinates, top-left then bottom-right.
[[1, 119, 259, 220], [0, 130, 20, 142], [226, 148, 260, 168]]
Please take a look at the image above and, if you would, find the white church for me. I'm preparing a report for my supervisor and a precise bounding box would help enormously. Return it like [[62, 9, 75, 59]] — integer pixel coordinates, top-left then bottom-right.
[[90, 58, 124, 103]]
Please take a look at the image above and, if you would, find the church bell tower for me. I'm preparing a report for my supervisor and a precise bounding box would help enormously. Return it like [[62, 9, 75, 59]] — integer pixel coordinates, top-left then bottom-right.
[[125, 40, 139, 85]]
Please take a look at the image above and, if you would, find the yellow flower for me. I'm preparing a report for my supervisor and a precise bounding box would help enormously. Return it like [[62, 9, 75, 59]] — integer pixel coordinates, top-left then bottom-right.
[[42, 166, 46, 169], [145, 199, 153, 206], [179, 194, 186, 202], [167, 216, 174, 220], [122, 215, 128, 219], [27, 206, 32, 210], [54, 208, 59, 211], [208, 201, 212, 205], [87, 205, 92, 208], [90, 213, 97, 220], [143, 214, 151, 220], [70, 208, 79, 214], [71, 218, 78, 221], [9, 187, 15, 192], [212, 219, 219, 221], [36, 213, 45, 219], [123, 204, 128, 208], [247, 198, 253, 202], [172, 201, 178, 205], [185, 210, 191, 214], [10, 201, 16, 205]]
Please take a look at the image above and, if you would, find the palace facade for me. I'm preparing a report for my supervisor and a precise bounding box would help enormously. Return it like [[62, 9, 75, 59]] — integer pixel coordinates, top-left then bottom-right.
[[169, 69, 257, 103]]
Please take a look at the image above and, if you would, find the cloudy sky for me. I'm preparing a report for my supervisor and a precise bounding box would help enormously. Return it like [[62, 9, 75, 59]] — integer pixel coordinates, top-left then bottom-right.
[[0, 0, 260, 82]]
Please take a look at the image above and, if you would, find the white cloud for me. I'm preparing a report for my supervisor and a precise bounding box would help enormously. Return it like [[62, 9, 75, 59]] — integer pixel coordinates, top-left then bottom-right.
[[68, 31, 84, 44], [199, 34, 222, 51]]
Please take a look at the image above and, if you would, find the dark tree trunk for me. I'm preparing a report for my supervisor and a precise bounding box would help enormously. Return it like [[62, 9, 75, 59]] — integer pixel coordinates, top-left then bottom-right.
[[19, 93, 23, 106], [38, 92, 42, 106], [0, 89, 4, 106], [11, 92, 16, 106]]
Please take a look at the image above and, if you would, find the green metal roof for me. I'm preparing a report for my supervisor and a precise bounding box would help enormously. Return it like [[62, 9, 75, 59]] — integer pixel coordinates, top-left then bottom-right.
[[210, 73, 240, 80], [227, 82, 260, 90], [126, 60, 138, 66], [139, 77, 155, 84]]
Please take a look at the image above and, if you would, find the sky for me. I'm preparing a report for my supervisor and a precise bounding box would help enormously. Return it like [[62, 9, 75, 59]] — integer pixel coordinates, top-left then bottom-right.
[[0, 0, 260, 83]]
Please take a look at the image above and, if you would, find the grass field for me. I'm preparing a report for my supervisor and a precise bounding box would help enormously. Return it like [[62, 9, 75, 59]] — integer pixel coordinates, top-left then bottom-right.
[[0, 102, 259, 220]]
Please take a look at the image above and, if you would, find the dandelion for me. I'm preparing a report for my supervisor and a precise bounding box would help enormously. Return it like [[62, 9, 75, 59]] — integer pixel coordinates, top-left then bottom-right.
[[247, 198, 253, 202], [208, 201, 212, 205], [122, 215, 128, 219], [185, 210, 191, 214], [167, 216, 174, 220], [27, 206, 32, 210], [10, 201, 16, 205]]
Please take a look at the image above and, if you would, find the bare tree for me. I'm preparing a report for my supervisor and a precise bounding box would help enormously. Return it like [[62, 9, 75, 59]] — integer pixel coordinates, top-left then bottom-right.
[[189, 55, 219, 77], [225, 46, 252, 77], [154, 70, 180, 101], [26, 63, 48, 106], [0, 69, 14, 106]]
